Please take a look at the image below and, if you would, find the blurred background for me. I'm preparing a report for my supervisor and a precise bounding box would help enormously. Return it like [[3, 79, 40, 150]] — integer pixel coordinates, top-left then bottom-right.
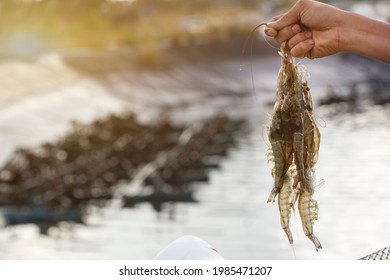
[[0, 0, 389, 260]]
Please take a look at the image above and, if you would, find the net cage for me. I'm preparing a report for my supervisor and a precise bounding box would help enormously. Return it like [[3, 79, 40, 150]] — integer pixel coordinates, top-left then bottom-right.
[[359, 245, 390, 260]]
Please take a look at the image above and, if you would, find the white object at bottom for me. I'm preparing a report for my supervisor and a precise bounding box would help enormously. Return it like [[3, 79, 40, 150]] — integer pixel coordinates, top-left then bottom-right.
[[153, 235, 224, 260]]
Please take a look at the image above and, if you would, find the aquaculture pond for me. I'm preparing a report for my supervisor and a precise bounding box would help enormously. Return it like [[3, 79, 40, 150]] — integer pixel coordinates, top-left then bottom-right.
[[0, 52, 389, 260]]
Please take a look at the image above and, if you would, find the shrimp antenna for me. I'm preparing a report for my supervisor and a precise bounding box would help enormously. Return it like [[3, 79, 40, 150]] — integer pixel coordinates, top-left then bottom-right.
[[240, 23, 267, 67], [314, 113, 327, 128], [240, 23, 267, 98], [240, 23, 280, 98]]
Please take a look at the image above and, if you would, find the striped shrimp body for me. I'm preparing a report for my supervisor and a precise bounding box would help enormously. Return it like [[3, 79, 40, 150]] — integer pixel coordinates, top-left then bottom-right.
[[301, 82, 320, 168], [267, 101, 291, 203], [278, 171, 293, 244], [267, 139, 289, 203], [298, 189, 322, 251]]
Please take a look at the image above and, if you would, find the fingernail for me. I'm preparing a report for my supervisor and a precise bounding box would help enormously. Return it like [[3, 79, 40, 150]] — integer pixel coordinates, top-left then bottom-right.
[[268, 17, 279, 24], [266, 21, 276, 28], [307, 39, 314, 45], [292, 24, 300, 32], [267, 29, 276, 37], [305, 32, 313, 38]]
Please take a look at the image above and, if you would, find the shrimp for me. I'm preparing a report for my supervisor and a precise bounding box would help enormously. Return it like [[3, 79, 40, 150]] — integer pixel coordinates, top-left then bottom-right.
[[298, 189, 322, 251], [267, 101, 291, 203], [267, 55, 296, 203], [267, 47, 322, 250], [278, 170, 293, 244], [301, 82, 320, 168]]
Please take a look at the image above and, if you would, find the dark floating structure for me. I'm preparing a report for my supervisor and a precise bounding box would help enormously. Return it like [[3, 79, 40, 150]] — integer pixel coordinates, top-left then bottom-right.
[[0, 112, 248, 233], [122, 190, 196, 212], [318, 78, 390, 113], [3, 205, 84, 235], [122, 115, 247, 212]]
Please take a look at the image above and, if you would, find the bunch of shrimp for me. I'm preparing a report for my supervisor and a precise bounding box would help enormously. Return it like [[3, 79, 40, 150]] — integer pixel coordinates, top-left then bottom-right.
[[267, 48, 322, 251]]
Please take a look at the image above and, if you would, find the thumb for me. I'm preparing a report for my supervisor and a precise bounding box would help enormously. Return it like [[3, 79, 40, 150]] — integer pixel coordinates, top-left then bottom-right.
[[267, 3, 303, 30]]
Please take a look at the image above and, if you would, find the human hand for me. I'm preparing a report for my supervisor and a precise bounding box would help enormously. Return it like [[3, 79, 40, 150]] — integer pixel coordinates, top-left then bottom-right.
[[265, 0, 345, 59]]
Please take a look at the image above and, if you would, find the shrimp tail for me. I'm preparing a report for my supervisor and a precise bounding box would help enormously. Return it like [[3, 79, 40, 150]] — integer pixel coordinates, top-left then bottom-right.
[[308, 234, 322, 251], [298, 190, 322, 251], [267, 187, 277, 203], [284, 228, 293, 244]]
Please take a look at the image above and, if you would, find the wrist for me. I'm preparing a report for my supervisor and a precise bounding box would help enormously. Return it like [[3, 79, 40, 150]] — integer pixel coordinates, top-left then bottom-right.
[[337, 11, 361, 53], [338, 11, 390, 62]]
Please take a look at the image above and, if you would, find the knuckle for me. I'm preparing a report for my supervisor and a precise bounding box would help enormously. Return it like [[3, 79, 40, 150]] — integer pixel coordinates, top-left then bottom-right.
[[296, 0, 310, 13], [290, 48, 301, 58], [289, 33, 306, 49], [306, 51, 314, 60], [291, 43, 310, 58], [297, 0, 309, 7], [275, 33, 287, 43], [279, 27, 295, 41], [297, 32, 307, 41]]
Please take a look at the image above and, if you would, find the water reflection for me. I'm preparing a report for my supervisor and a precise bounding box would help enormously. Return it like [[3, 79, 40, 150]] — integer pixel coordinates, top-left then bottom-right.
[[0, 111, 248, 234], [1, 94, 390, 259]]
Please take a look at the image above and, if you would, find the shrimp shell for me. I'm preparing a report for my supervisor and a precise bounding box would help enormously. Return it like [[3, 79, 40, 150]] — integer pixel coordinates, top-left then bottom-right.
[[267, 48, 322, 250], [278, 171, 293, 244], [298, 190, 322, 251]]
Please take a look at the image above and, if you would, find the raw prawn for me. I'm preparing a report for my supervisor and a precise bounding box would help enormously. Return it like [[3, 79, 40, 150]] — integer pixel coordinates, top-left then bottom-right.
[[278, 171, 293, 244], [267, 47, 322, 250], [298, 189, 322, 251]]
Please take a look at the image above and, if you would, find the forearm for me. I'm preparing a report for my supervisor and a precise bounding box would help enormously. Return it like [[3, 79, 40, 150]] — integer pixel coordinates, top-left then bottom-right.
[[340, 11, 390, 63]]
